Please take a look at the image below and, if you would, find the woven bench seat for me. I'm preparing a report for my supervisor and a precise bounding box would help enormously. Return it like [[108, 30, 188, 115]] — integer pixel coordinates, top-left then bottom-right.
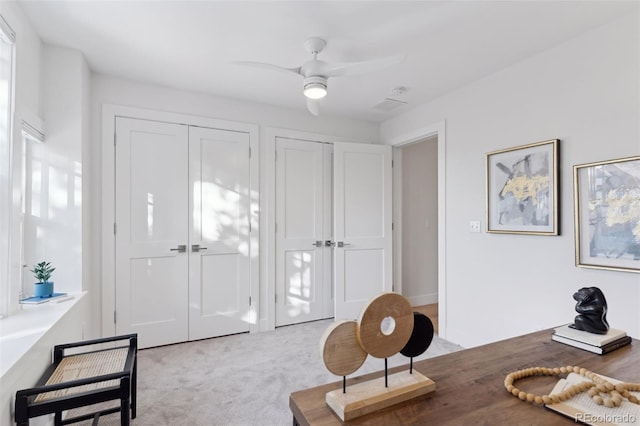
[[15, 334, 137, 426]]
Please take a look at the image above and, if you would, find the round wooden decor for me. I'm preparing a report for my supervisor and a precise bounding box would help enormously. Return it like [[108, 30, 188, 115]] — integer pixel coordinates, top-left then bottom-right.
[[356, 293, 414, 359], [320, 320, 368, 376], [400, 312, 434, 358]]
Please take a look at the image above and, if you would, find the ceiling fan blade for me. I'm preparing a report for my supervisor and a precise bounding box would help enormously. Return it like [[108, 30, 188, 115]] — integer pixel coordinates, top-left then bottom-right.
[[306, 98, 320, 116], [320, 54, 406, 77], [233, 61, 302, 76]]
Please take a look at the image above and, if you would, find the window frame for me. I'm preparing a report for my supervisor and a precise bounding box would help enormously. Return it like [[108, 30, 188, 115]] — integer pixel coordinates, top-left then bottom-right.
[[0, 15, 16, 317]]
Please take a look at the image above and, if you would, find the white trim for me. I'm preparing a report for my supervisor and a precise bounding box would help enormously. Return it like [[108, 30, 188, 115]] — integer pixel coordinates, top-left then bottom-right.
[[261, 128, 275, 332], [384, 121, 448, 339], [101, 104, 260, 338], [19, 108, 44, 142], [392, 148, 402, 295], [0, 15, 15, 42], [2, 24, 18, 318], [385, 124, 442, 147], [406, 293, 438, 307], [101, 106, 116, 338], [21, 120, 44, 143], [267, 127, 360, 145], [248, 126, 259, 335]]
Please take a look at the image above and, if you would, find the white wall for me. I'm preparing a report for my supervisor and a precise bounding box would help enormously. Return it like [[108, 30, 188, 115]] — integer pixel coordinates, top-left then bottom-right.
[[80, 41, 92, 306], [90, 75, 379, 336], [91, 74, 379, 144], [401, 138, 438, 305], [35, 45, 86, 293], [1, 3, 90, 423], [381, 13, 640, 347]]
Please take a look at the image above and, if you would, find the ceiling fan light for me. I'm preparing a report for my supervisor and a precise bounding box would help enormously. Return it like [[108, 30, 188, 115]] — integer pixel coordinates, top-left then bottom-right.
[[303, 76, 328, 99], [304, 82, 327, 99]]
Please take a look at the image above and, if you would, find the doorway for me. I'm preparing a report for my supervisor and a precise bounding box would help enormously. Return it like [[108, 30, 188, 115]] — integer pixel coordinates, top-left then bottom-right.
[[398, 137, 438, 306], [389, 121, 446, 338]]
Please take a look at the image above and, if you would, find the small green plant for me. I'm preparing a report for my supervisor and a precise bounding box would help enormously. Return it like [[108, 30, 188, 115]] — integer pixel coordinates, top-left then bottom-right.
[[30, 261, 55, 283]]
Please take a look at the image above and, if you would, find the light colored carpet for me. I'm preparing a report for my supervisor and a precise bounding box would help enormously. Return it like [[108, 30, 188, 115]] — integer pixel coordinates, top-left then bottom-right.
[[69, 318, 463, 426]]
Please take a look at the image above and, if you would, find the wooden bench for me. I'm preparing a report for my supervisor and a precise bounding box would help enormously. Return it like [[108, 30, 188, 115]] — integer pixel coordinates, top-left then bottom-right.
[[14, 334, 137, 426]]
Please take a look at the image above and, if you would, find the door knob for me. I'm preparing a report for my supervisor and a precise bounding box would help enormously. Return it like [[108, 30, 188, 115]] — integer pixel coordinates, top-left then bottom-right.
[[312, 241, 323, 248], [192, 244, 208, 252], [337, 241, 351, 248], [325, 240, 335, 247], [170, 244, 186, 253]]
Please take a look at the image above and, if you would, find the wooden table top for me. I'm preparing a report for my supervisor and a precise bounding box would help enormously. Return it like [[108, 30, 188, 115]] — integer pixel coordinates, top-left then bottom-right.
[[290, 329, 639, 425]]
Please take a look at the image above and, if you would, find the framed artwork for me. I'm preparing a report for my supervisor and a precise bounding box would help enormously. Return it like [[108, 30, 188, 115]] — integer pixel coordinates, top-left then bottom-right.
[[486, 139, 559, 235], [574, 156, 640, 273]]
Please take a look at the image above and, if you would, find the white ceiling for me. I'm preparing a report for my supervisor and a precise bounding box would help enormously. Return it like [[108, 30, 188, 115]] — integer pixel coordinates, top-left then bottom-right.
[[16, 1, 636, 122]]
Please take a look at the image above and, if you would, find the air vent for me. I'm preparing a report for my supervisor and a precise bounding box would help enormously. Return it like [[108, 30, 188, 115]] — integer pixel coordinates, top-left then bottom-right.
[[372, 98, 408, 111]]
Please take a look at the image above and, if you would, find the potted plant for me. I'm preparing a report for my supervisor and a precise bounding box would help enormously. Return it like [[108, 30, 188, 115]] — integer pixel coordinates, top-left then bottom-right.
[[30, 261, 55, 297]]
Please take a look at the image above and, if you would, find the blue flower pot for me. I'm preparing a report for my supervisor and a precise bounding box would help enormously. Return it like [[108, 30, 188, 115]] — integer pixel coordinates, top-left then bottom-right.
[[34, 281, 54, 298]]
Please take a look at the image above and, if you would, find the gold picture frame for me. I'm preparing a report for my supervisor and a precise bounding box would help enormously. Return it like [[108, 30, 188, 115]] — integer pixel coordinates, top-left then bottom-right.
[[574, 155, 640, 273], [486, 139, 559, 235]]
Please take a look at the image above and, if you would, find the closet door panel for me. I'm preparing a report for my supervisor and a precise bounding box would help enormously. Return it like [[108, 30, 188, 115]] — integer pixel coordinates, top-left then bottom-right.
[[334, 142, 393, 321], [115, 117, 189, 349], [275, 137, 331, 326], [188, 126, 251, 340]]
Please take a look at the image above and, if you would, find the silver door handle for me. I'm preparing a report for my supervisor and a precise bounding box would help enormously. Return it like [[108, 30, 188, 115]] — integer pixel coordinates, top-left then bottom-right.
[[192, 244, 208, 252], [337, 241, 351, 248], [325, 240, 335, 247], [170, 244, 186, 253], [312, 241, 323, 248]]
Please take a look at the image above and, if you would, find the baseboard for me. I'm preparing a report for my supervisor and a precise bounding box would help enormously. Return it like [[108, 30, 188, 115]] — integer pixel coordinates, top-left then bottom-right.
[[407, 294, 437, 306]]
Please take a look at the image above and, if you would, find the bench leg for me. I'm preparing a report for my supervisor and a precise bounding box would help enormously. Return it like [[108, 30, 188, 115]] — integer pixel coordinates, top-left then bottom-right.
[[54, 411, 62, 426], [15, 393, 29, 426], [120, 399, 130, 426], [131, 356, 137, 419]]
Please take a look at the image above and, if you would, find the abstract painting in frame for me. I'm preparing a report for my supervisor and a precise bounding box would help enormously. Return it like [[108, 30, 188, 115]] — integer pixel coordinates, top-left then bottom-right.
[[574, 156, 640, 273], [486, 139, 558, 235]]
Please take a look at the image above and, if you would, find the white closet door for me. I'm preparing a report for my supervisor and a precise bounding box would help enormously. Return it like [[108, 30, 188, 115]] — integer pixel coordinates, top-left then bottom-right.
[[333, 142, 393, 320], [115, 117, 189, 348], [275, 137, 333, 326], [188, 126, 251, 339]]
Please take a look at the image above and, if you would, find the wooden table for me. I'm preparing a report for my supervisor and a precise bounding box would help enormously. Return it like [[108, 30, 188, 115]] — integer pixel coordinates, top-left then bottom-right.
[[290, 329, 639, 425]]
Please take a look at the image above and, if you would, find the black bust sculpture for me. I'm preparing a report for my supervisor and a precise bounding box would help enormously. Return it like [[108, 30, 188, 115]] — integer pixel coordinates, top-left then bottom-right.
[[571, 287, 609, 335]]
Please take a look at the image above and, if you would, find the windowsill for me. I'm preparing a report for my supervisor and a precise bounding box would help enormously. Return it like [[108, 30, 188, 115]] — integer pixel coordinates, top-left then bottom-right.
[[0, 292, 86, 379]]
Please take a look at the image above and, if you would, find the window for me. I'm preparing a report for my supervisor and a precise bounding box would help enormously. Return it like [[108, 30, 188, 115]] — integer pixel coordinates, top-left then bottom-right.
[[20, 123, 45, 297], [0, 15, 15, 317]]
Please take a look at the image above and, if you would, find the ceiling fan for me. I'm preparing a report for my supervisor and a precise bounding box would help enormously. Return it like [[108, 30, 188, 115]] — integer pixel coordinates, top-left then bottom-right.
[[234, 37, 404, 116]]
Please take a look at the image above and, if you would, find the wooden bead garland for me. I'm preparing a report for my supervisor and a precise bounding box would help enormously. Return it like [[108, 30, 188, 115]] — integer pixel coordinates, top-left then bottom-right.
[[504, 366, 640, 407]]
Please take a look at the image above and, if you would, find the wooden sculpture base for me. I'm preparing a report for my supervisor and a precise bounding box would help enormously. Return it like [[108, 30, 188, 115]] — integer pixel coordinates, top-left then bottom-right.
[[325, 370, 436, 421]]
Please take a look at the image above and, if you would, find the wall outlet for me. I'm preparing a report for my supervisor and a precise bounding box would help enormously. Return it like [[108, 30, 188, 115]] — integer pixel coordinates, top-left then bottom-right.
[[469, 220, 481, 233]]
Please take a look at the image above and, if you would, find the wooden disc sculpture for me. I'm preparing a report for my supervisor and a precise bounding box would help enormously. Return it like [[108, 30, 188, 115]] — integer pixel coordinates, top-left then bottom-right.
[[400, 312, 435, 374], [320, 320, 368, 377], [320, 293, 436, 385], [320, 293, 436, 421], [356, 292, 414, 358]]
